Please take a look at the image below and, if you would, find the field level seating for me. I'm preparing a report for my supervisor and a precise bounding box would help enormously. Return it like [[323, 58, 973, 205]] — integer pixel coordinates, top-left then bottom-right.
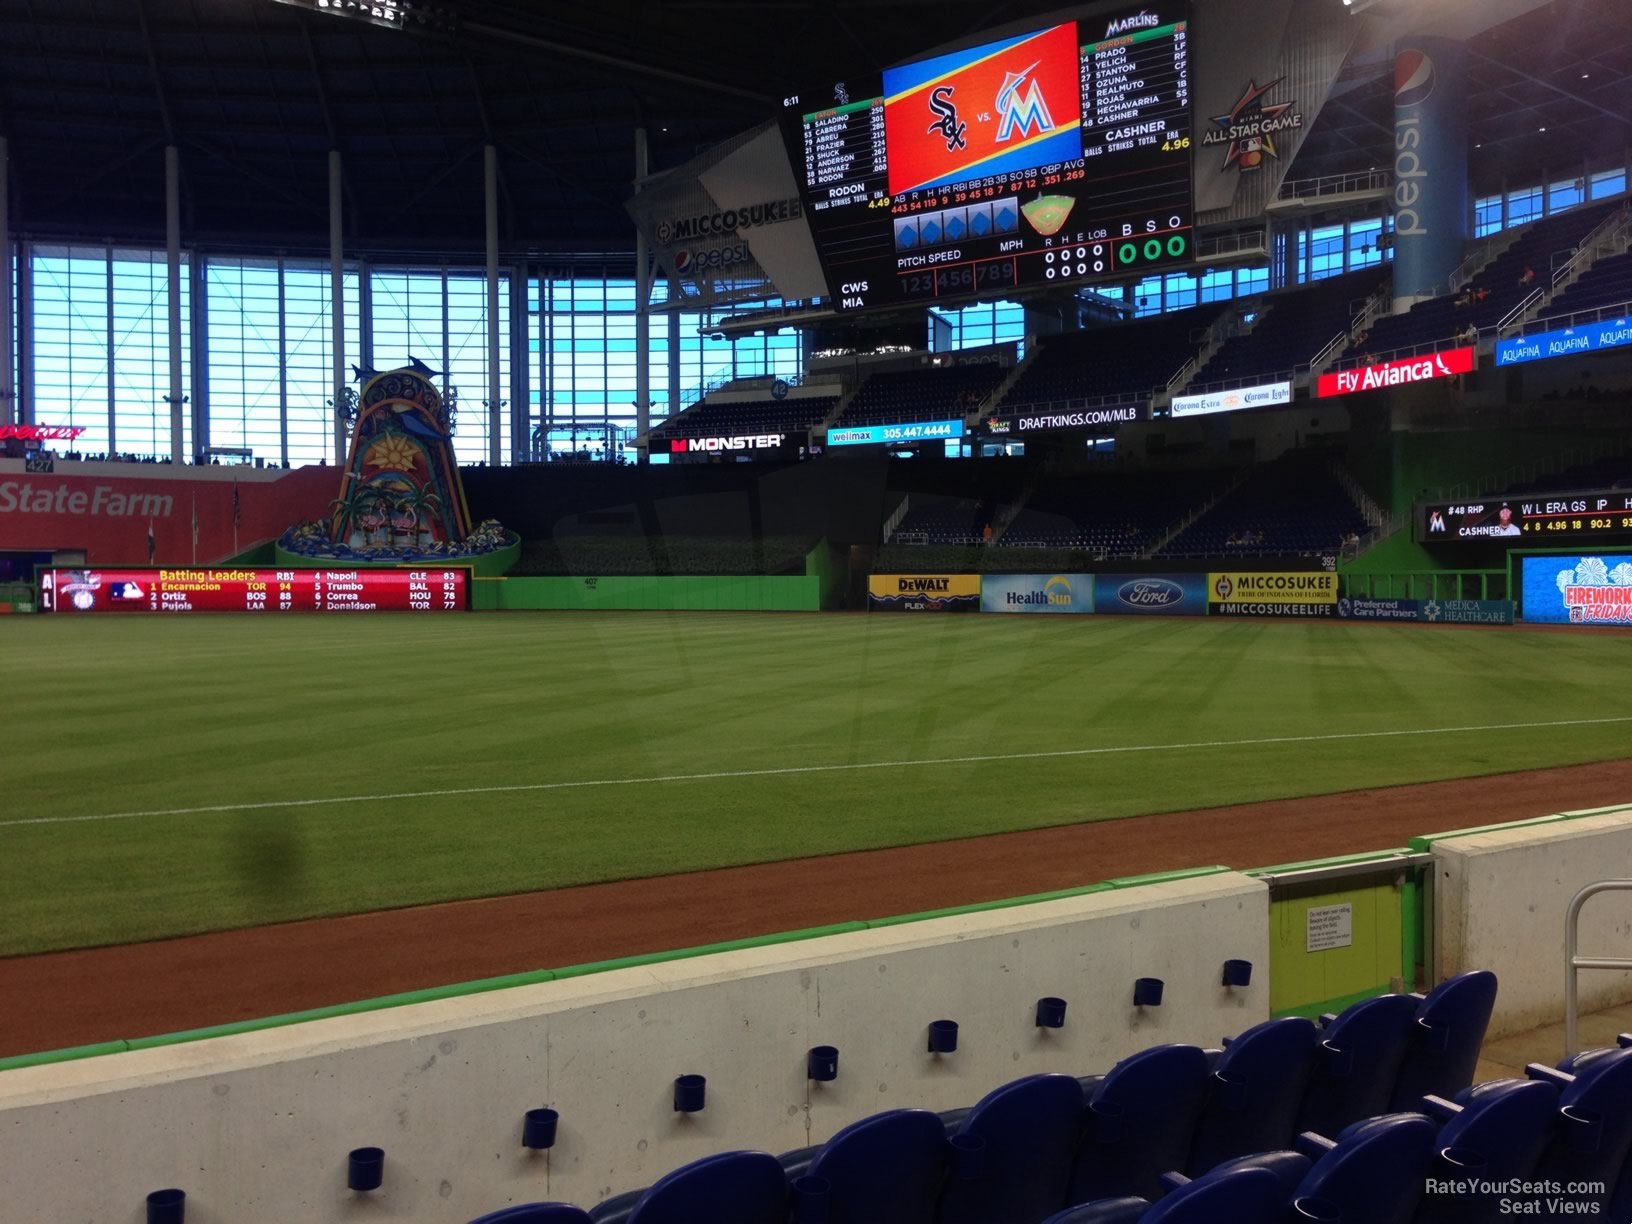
[[456, 971, 1632, 1224]]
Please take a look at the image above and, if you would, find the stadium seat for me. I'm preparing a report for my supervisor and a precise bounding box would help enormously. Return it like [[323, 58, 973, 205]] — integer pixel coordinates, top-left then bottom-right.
[[586, 1151, 789, 1224], [936, 1073, 1086, 1224], [1414, 1079, 1560, 1224], [469, 1207, 594, 1224], [1527, 1047, 1632, 1220], [780, 1107, 948, 1224], [1161, 1150, 1311, 1201], [1186, 1017, 1321, 1174], [1068, 1045, 1212, 1205], [1388, 971, 1498, 1109], [1291, 1112, 1437, 1221], [1132, 1165, 1290, 1223], [1297, 993, 1420, 1137], [1039, 1199, 1148, 1224]]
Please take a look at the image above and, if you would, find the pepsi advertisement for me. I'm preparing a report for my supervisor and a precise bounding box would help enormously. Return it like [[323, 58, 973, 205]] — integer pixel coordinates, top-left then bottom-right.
[[1521, 554, 1632, 626], [1092, 573, 1208, 616]]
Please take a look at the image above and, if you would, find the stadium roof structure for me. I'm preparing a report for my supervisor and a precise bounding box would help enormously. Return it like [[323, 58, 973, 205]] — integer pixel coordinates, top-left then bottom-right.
[[1, 0, 1630, 256]]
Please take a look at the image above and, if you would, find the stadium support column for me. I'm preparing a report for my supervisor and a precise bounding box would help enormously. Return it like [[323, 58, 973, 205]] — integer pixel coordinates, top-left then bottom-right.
[[330, 150, 346, 466], [1392, 38, 1468, 310], [666, 283, 680, 423], [635, 127, 651, 458], [0, 135, 11, 427], [166, 145, 184, 464], [485, 144, 501, 467]]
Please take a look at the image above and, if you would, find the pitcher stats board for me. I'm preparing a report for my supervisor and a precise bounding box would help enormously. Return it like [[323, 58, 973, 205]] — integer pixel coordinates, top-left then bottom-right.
[[783, 2, 1192, 312]]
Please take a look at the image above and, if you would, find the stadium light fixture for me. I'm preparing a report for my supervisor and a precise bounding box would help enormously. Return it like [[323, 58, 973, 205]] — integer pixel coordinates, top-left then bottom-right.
[[262, 0, 458, 34]]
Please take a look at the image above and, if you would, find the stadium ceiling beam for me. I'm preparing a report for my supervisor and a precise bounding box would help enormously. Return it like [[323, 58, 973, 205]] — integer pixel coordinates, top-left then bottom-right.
[[23, 137, 167, 212], [455, 21, 771, 104], [465, 57, 517, 239], [132, 0, 178, 145], [1467, 49, 1628, 126], [181, 136, 331, 219]]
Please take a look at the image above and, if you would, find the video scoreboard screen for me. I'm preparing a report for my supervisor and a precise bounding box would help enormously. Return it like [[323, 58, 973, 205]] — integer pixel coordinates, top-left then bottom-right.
[[1418, 490, 1632, 544], [38, 568, 470, 614], [783, 3, 1192, 312]]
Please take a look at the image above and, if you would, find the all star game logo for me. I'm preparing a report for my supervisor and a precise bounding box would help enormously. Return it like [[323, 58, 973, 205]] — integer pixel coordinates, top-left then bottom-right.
[[1203, 78, 1304, 173]]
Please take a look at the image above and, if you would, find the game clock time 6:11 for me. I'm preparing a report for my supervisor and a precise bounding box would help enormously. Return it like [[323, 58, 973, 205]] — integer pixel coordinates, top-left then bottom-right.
[[784, 2, 1193, 313]]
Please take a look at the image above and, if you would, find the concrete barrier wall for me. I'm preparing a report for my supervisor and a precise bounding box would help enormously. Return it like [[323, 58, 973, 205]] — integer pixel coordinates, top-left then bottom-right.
[[0, 873, 1267, 1223], [1434, 809, 1632, 1039]]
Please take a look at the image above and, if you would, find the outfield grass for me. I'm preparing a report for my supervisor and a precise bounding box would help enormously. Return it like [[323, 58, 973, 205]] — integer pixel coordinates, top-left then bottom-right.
[[2, 613, 1630, 956]]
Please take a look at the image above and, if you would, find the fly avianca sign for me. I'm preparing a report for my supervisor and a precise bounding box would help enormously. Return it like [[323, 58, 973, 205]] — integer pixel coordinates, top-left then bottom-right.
[[1317, 346, 1475, 398], [669, 433, 788, 453]]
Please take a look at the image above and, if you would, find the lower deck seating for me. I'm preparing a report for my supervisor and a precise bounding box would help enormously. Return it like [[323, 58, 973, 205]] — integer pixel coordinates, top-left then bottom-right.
[[461, 972, 1597, 1224]]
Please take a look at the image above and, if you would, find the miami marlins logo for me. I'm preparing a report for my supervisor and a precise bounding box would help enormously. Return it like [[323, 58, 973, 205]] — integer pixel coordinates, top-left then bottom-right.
[[995, 61, 1055, 142], [927, 86, 968, 152]]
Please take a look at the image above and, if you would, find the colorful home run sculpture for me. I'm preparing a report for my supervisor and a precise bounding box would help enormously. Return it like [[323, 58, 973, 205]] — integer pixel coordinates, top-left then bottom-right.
[[330, 361, 470, 550], [279, 360, 513, 563]]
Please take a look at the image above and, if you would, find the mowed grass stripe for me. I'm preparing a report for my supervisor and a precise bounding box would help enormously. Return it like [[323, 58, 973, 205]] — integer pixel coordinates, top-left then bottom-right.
[[1, 614, 1629, 955]]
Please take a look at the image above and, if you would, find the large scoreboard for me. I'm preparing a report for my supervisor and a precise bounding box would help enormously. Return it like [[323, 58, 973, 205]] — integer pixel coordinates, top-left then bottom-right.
[[1417, 490, 1632, 544], [783, 2, 1192, 312], [38, 568, 470, 614]]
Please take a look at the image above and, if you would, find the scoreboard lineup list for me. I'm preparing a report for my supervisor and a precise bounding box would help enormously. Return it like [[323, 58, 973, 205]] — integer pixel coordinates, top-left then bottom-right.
[[40, 568, 470, 613], [788, 4, 1193, 310]]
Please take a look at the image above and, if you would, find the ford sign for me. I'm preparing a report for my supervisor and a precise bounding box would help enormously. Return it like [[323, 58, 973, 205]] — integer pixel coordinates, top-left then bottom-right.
[[1094, 573, 1208, 617], [1118, 578, 1184, 607]]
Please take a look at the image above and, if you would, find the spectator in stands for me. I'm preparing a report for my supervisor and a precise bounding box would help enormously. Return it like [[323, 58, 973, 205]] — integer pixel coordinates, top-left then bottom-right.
[[1459, 323, 1478, 346], [1519, 265, 1536, 286], [981, 522, 993, 545]]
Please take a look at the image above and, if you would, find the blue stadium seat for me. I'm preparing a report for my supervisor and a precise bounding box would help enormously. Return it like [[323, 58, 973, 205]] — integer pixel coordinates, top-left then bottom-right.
[[1160, 1150, 1310, 1201], [1297, 993, 1419, 1137], [936, 1073, 1085, 1224], [1136, 1165, 1289, 1223], [783, 1108, 949, 1224], [586, 1151, 789, 1224], [1068, 1045, 1212, 1204], [1039, 1200, 1148, 1224], [470, 1207, 593, 1224], [1528, 1047, 1632, 1220], [1414, 1079, 1560, 1224], [1389, 971, 1498, 1110], [1292, 1112, 1437, 1221], [1186, 1017, 1321, 1174]]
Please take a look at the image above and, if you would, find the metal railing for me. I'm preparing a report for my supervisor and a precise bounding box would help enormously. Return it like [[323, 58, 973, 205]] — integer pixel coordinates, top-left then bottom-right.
[[1507, 297, 1632, 339], [1311, 284, 1396, 374], [1565, 879, 1632, 1056], [1276, 170, 1391, 201], [1195, 229, 1268, 261]]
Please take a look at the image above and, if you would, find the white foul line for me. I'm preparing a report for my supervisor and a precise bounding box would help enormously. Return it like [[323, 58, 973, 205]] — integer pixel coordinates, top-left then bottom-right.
[[5, 715, 1631, 832]]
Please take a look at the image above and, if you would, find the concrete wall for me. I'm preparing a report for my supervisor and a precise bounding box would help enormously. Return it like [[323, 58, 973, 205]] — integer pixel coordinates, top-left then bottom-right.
[[0, 874, 1267, 1223], [1435, 809, 1632, 1038]]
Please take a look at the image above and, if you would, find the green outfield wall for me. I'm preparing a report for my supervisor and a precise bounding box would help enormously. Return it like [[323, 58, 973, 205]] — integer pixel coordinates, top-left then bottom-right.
[[474, 541, 838, 611]]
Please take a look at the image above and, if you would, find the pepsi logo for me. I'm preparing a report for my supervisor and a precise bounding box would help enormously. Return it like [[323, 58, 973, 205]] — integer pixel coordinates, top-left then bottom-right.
[[1395, 50, 1435, 107], [673, 249, 694, 274]]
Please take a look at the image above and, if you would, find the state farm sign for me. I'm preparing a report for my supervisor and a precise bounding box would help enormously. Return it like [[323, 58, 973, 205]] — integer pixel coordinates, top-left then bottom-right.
[[1317, 347, 1475, 398]]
